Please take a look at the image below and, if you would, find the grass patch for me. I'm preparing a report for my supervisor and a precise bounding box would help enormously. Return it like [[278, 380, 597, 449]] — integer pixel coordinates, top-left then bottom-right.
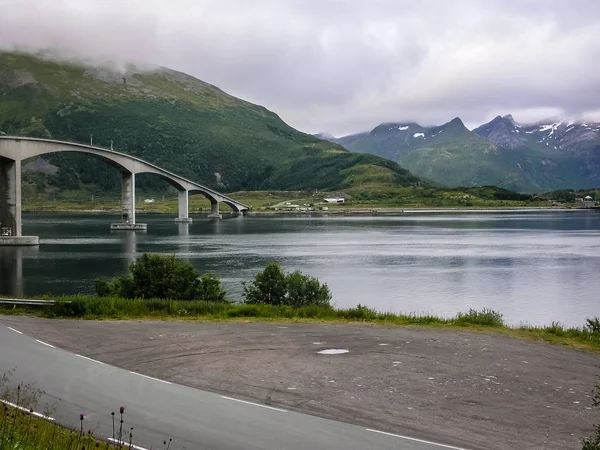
[[2, 298, 600, 352], [0, 373, 141, 449], [22, 186, 555, 214], [0, 371, 173, 449], [455, 308, 504, 327]]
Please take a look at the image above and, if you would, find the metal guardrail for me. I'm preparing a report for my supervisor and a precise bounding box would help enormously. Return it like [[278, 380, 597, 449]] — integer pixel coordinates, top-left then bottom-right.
[[0, 298, 59, 306]]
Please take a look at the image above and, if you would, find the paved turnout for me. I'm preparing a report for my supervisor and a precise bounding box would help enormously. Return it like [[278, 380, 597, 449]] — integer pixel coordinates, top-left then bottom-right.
[[0, 325, 467, 450]]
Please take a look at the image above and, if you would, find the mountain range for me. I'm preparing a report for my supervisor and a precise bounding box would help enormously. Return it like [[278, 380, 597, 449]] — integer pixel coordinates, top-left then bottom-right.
[[0, 51, 418, 194], [318, 115, 600, 192]]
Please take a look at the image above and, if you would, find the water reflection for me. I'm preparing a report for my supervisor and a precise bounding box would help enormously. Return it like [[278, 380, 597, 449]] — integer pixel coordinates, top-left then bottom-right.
[[120, 231, 137, 270], [0, 246, 39, 297], [178, 223, 190, 237], [178, 223, 191, 263]]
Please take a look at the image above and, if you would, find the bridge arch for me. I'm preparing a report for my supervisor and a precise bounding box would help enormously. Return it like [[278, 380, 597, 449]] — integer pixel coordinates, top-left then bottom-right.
[[222, 200, 241, 213], [0, 136, 249, 240]]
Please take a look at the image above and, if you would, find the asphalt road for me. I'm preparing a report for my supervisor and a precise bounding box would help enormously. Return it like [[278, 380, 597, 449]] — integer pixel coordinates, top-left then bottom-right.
[[0, 325, 467, 450]]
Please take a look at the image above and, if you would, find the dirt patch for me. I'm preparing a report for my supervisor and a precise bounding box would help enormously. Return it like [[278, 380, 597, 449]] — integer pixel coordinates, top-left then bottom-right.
[[2, 316, 598, 450]]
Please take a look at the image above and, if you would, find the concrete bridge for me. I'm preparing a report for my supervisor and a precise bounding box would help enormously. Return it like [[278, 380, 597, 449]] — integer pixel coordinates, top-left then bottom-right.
[[0, 136, 249, 245]]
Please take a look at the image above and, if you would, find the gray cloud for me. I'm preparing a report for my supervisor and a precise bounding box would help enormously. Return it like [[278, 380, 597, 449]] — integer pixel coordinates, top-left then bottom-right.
[[1, 0, 599, 135]]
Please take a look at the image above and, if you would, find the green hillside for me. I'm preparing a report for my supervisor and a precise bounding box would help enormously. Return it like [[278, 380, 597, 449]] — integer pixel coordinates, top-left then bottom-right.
[[339, 118, 518, 188], [0, 51, 419, 194]]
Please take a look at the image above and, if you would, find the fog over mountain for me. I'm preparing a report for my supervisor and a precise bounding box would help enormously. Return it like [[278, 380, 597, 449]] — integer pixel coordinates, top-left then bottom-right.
[[1, 0, 599, 136]]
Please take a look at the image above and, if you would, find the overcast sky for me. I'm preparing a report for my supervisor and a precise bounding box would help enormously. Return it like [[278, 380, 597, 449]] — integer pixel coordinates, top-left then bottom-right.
[[1, 0, 599, 136]]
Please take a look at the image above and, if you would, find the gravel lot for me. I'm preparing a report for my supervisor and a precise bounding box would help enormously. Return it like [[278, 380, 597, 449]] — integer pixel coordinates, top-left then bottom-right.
[[2, 316, 598, 450]]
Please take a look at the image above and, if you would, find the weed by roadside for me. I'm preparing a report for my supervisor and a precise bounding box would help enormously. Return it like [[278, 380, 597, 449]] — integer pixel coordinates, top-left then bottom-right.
[[0, 374, 171, 450]]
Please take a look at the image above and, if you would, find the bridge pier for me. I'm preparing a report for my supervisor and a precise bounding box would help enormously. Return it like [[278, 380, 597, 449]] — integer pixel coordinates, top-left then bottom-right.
[[175, 189, 192, 223], [0, 158, 39, 246], [208, 200, 222, 219], [111, 172, 147, 231]]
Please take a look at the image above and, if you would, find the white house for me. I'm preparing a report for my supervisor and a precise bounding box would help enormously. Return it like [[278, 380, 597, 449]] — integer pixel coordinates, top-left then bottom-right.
[[324, 197, 345, 204]]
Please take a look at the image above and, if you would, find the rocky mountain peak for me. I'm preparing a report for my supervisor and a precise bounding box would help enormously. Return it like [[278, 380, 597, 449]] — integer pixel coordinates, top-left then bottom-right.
[[440, 117, 470, 135], [473, 114, 523, 149]]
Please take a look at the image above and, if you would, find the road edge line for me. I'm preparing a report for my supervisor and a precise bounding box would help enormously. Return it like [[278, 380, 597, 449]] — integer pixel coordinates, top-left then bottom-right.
[[107, 438, 149, 450], [221, 395, 287, 412], [0, 399, 55, 421], [35, 339, 56, 349], [75, 354, 105, 365], [366, 428, 469, 450], [129, 371, 172, 385]]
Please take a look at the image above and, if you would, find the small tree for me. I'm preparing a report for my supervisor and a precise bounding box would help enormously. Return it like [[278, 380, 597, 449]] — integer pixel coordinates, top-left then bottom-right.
[[95, 253, 226, 301], [197, 274, 226, 302], [243, 263, 287, 305], [243, 263, 331, 307], [286, 271, 331, 307]]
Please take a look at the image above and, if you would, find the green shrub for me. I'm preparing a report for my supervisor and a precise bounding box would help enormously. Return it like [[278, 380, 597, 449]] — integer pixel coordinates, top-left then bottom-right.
[[545, 321, 566, 336], [197, 274, 227, 302], [454, 308, 504, 327], [95, 253, 226, 301], [582, 376, 600, 449], [243, 263, 287, 305], [286, 271, 332, 307], [94, 279, 111, 297], [243, 262, 332, 307], [586, 317, 600, 334], [342, 304, 378, 320], [225, 304, 262, 317]]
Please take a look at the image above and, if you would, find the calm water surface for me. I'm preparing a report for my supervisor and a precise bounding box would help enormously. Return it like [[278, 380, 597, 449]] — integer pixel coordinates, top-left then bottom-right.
[[1, 211, 599, 327]]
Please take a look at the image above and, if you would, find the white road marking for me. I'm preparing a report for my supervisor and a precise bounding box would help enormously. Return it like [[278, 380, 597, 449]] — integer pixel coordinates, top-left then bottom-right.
[[129, 371, 172, 385], [108, 438, 149, 450], [35, 339, 55, 349], [317, 349, 349, 355], [76, 354, 105, 365], [366, 429, 469, 449], [221, 395, 287, 412], [0, 399, 55, 421], [7, 326, 22, 334]]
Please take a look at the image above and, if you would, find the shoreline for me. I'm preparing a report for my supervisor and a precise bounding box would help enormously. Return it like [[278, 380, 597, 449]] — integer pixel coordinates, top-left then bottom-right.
[[21, 206, 591, 216], [2, 297, 599, 353]]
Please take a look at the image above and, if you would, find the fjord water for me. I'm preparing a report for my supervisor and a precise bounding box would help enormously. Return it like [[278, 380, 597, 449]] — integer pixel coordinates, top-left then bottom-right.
[[1, 211, 598, 327]]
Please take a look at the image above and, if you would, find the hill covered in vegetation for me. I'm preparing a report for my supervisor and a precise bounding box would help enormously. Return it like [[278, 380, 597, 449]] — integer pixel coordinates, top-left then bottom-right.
[[0, 51, 420, 195]]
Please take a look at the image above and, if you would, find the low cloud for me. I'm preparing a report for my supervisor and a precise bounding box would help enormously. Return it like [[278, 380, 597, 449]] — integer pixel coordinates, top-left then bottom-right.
[[1, 0, 599, 135]]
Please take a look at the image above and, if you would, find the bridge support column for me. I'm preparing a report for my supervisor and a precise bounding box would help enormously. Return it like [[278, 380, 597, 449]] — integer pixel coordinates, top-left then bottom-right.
[[0, 158, 39, 246], [175, 189, 192, 223], [208, 200, 222, 219], [111, 172, 147, 231]]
